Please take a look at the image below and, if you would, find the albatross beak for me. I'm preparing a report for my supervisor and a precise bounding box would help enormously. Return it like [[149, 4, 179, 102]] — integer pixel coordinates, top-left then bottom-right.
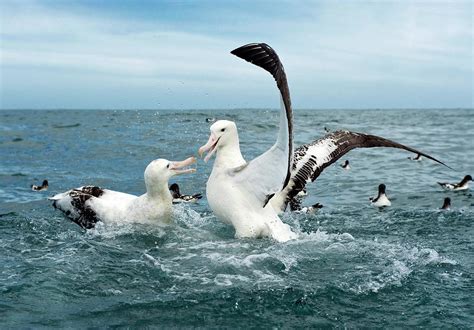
[[169, 157, 197, 175], [198, 133, 219, 163]]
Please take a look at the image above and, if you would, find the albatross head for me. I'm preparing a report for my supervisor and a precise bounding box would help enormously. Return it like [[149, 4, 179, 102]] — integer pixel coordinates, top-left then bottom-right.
[[144, 157, 196, 188], [198, 120, 239, 162]]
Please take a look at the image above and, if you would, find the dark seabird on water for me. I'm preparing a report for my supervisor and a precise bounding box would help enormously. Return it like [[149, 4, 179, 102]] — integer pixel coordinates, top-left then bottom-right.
[[408, 153, 423, 161], [440, 197, 451, 210], [438, 175, 472, 191], [369, 184, 391, 207], [169, 183, 203, 203], [341, 159, 351, 170], [298, 202, 324, 214], [31, 180, 48, 191]]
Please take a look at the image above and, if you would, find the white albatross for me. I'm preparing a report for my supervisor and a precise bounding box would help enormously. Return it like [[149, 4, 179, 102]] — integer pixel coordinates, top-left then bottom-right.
[[199, 43, 296, 242], [50, 157, 196, 229], [199, 43, 450, 241]]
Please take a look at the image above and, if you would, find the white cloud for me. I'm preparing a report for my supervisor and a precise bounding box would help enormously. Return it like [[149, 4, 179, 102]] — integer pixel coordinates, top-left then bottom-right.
[[0, 0, 472, 109]]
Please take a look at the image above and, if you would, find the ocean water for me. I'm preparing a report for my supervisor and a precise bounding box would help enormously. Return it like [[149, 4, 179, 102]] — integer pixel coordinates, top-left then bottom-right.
[[1, 108, 473, 328]]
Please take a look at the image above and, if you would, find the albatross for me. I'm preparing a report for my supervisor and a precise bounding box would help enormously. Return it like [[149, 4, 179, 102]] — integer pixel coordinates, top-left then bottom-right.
[[199, 42, 449, 242], [199, 43, 296, 242], [50, 157, 196, 229]]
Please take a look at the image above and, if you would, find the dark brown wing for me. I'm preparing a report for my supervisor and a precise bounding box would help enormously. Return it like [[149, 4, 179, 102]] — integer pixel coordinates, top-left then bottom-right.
[[275, 130, 450, 212], [231, 43, 293, 190]]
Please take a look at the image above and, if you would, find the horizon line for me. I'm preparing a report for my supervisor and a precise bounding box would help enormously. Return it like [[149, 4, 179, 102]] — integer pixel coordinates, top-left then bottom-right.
[[1, 107, 473, 112]]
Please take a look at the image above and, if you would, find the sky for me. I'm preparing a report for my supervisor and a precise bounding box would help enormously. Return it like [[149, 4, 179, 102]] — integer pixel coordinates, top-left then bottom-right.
[[0, 0, 472, 110]]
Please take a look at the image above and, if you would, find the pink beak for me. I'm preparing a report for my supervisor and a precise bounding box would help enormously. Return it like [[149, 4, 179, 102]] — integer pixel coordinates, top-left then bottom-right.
[[169, 156, 197, 175], [198, 133, 219, 163]]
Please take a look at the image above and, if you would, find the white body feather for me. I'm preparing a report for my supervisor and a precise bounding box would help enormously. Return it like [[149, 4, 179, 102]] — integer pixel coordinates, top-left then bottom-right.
[[202, 44, 297, 242], [439, 182, 469, 191], [50, 158, 196, 228], [50, 187, 173, 224], [207, 158, 297, 242], [371, 193, 391, 207]]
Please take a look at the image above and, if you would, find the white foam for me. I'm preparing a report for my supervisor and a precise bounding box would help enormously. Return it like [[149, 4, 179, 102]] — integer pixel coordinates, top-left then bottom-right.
[[214, 274, 250, 286]]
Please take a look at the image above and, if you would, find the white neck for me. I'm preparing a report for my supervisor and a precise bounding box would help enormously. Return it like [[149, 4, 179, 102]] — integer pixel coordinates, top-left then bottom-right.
[[214, 135, 246, 169], [145, 180, 173, 202]]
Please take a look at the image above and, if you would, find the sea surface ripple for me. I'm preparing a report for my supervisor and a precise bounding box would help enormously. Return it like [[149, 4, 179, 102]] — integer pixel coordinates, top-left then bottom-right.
[[0, 109, 473, 327]]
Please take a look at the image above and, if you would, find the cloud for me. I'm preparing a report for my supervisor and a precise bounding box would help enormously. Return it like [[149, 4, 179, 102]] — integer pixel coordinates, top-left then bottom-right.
[[0, 0, 472, 109]]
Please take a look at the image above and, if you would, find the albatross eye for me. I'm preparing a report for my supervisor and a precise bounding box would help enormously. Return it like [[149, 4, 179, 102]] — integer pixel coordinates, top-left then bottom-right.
[[166, 164, 170, 169], [221, 128, 225, 132]]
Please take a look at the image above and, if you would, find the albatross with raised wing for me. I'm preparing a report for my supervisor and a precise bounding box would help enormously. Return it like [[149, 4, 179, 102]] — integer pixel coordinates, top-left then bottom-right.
[[199, 43, 296, 242]]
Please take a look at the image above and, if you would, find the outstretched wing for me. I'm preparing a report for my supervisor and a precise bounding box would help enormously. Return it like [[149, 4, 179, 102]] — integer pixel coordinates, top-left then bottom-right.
[[230, 43, 293, 207], [271, 130, 450, 212]]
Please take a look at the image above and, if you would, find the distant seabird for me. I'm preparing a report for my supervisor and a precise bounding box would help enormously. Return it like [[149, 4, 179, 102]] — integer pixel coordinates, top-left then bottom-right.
[[206, 118, 216, 123], [369, 184, 391, 207], [50, 157, 196, 229], [440, 197, 451, 210], [169, 183, 202, 203], [341, 160, 351, 170], [298, 202, 323, 214], [408, 153, 422, 161], [438, 175, 472, 191], [31, 180, 48, 191]]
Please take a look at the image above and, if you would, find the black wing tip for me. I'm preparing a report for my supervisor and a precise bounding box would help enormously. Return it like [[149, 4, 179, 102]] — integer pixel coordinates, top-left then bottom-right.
[[230, 42, 270, 56], [230, 42, 283, 77], [346, 130, 454, 171], [411, 151, 453, 171], [439, 162, 454, 171]]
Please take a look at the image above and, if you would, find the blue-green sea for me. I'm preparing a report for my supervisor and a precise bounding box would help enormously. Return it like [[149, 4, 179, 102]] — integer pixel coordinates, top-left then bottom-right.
[[1, 109, 473, 328]]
